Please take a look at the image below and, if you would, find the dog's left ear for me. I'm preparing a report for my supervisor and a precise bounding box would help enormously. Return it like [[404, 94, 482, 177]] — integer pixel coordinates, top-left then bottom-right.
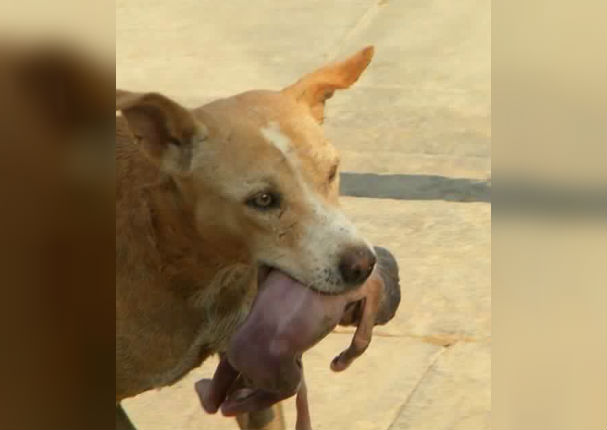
[[116, 90, 207, 174], [282, 46, 374, 123]]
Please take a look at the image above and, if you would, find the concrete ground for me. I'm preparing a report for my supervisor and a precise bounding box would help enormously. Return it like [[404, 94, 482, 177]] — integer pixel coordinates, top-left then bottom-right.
[[117, 1, 490, 429]]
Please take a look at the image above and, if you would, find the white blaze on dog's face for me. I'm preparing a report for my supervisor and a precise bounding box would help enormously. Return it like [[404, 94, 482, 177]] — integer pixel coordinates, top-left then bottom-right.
[[191, 90, 375, 294], [117, 47, 377, 294]]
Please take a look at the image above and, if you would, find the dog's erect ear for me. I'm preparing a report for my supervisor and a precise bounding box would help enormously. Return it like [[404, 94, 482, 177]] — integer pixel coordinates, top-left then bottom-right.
[[116, 90, 207, 174], [282, 46, 374, 123]]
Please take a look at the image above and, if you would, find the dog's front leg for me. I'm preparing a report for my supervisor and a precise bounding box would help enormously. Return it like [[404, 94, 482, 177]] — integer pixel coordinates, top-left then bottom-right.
[[234, 375, 308, 430], [294, 376, 311, 430], [236, 404, 286, 430]]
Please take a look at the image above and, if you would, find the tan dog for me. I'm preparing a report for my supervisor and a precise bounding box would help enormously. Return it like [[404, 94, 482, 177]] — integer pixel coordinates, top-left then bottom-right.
[[116, 47, 381, 429]]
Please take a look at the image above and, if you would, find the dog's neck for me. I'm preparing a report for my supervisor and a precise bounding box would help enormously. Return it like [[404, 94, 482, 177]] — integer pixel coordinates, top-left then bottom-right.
[[116, 116, 252, 299]]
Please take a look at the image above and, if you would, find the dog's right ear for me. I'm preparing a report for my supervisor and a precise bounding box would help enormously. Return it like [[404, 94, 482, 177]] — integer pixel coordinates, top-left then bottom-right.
[[282, 46, 374, 123], [116, 90, 207, 174]]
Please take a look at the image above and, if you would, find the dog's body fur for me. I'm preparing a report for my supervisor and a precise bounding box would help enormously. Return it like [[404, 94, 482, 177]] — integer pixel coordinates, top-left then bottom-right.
[[116, 47, 377, 426], [117, 116, 256, 397]]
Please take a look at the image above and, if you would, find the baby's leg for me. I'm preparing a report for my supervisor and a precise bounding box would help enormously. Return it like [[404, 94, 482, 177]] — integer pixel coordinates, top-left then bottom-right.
[[195, 356, 239, 413], [196, 355, 299, 422], [330, 278, 381, 372]]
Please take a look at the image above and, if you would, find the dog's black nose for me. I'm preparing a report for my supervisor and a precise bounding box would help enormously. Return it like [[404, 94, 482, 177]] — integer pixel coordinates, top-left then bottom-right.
[[338, 246, 377, 286]]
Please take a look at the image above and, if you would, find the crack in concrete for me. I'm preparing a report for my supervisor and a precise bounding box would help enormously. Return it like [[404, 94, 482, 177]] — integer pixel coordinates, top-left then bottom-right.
[[386, 346, 447, 430], [325, 0, 386, 60]]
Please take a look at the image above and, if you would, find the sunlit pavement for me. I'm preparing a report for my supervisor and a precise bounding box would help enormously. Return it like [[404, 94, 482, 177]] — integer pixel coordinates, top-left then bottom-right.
[[118, 1, 490, 428]]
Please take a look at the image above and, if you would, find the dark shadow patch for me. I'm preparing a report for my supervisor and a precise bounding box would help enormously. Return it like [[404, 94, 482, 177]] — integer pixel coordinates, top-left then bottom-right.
[[340, 172, 490, 202]]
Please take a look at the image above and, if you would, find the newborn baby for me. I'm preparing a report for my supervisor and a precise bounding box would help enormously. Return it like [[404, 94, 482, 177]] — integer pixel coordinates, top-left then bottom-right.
[[196, 247, 400, 430]]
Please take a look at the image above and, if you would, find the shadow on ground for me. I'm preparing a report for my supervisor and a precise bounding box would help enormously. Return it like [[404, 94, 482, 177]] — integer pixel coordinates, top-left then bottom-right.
[[340, 172, 491, 203]]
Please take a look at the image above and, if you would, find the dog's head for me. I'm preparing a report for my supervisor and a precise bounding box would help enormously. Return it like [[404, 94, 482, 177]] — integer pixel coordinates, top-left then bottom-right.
[[117, 47, 376, 294]]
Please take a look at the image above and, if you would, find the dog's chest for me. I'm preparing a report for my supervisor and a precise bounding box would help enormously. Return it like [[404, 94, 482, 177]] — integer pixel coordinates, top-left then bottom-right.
[[151, 264, 257, 388]]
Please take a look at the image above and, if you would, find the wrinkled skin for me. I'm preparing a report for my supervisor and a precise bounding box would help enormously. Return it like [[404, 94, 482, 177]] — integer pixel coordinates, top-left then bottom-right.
[[196, 246, 400, 429]]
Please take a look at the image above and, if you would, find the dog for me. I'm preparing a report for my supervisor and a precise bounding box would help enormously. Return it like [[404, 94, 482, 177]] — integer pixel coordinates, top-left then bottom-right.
[[116, 46, 400, 430]]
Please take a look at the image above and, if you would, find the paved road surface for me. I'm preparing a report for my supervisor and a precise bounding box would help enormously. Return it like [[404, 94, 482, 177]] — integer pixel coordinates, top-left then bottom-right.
[[117, 1, 491, 428]]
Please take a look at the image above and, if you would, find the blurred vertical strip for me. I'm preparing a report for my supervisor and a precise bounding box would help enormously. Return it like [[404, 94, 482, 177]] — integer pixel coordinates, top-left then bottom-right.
[[0, 0, 115, 428], [493, 0, 607, 428]]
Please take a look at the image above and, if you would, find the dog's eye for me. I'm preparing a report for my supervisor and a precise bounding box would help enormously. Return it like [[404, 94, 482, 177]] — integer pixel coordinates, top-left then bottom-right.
[[246, 191, 281, 210]]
